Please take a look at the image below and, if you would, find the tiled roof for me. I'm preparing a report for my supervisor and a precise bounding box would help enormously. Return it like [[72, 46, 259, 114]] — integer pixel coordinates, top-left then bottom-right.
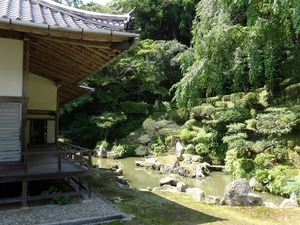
[[0, 0, 134, 32]]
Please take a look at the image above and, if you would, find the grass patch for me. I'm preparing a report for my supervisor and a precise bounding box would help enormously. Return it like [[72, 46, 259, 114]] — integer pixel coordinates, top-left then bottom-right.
[[93, 168, 300, 225]]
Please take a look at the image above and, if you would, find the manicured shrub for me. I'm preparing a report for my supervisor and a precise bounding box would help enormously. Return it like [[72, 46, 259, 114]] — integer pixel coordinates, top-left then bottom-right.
[[183, 119, 197, 129], [200, 104, 216, 119], [179, 128, 197, 143], [256, 108, 297, 137], [138, 134, 151, 145], [172, 108, 190, 125], [236, 92, 258, 109], [142, 118, 180, 138], [135, 145, 150, 156], [217, 107, 251, 128], [190, 105, 202, 120]]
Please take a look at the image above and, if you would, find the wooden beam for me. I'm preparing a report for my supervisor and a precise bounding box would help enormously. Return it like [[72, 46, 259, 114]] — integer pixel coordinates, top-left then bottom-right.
[[0, 97, 27, 103], [29, 34, 113, 49]]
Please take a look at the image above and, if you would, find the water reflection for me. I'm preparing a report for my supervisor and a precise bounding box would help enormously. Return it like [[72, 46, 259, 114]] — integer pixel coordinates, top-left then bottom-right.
[[93, 157, 285, 205]]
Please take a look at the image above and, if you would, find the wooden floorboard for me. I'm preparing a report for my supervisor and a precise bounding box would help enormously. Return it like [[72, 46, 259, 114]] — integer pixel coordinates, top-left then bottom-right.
[[0, 154, 89, 183]]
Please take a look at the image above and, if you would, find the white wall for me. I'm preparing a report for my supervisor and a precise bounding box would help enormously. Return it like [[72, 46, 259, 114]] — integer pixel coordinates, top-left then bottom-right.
[[0, 38, 23, 97], [28, 73, 57, 110]]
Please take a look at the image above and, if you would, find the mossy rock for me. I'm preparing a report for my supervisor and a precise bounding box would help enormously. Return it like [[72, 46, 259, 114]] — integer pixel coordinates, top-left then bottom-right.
[[222, 95, 231, 101], [206, 96, 221, 105], [215, 101, 227, 108], [258, 89, 270, 107], [294, 146, 300, 154], [283, 83, 300, 99], [236, 92, 258, 109], [230, 92, 245, 103]]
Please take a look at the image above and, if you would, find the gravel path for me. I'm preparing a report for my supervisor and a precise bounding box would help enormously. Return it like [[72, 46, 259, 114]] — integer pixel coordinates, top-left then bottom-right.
[[0, 193, 130, 225]]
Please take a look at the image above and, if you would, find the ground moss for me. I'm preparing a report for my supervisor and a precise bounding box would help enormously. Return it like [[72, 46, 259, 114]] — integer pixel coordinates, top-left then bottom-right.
[[93, 168, 300, 225]]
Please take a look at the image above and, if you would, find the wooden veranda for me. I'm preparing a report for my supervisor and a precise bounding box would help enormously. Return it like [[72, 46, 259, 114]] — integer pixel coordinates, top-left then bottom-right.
[[0, 142, 93, 208]]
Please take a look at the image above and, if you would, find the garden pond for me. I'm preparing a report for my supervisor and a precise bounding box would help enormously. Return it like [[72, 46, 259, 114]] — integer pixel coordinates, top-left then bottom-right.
[[92, 157, 286, 206]]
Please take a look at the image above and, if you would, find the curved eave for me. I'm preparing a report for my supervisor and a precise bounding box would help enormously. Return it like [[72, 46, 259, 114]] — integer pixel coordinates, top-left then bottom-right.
[[0, 18, 139, 106], [0, 18, 139, 41]]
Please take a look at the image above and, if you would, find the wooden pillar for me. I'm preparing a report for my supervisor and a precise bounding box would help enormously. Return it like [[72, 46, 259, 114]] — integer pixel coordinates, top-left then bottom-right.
[[21, 181, 28, 209], [88, 175, 91, 199], [22, 37, 29, 171]]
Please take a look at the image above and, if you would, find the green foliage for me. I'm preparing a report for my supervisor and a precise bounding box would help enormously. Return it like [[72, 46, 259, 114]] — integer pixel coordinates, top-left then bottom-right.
[[172, 108, 190, 125], [224, 149, 254, 179], [107, 0, 199, 45], [236, 92, 258, 109], [135, 145, 150, 156], [173, 0, 299, 107], [124, 144, 140, 157], [254, 165, 298, 196], [282, 176, 300, 197], [179, 129, 197, 143], [121, 101, 149, 115], [256, 108, 297, 137], [41, 186, 70, 205], [191, 104, 216, 121], [95, 140, 109, 149], [90, 112, 127, 140], [60, 113, 100, 149], [142, 118, 180, 138], [138, 134, 151, 145], [217, 107, 251, 128]]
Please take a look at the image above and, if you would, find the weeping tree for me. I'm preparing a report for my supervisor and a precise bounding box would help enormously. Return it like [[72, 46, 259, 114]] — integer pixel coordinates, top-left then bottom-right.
[[173, 0, 300, 108]]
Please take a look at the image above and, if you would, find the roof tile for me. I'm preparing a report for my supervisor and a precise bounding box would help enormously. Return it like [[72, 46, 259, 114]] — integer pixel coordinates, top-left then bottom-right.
[[0, 0, 133, 32]]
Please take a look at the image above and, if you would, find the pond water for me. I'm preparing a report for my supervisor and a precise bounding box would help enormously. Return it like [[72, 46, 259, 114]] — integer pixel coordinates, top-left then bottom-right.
[[93, 157, 286, 206]]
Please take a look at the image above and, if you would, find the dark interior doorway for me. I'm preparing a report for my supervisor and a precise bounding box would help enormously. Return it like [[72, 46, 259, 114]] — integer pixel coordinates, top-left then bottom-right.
[[30, 120, 47, 144]]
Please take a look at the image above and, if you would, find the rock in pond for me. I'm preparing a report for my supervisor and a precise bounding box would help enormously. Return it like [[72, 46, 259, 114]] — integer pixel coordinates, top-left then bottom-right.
[[160, 177, 177, 187], [220, 179, 263, 206]]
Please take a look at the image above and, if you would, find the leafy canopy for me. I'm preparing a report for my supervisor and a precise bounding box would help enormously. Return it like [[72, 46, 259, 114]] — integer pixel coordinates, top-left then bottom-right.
[[173, 0, 300, 107]]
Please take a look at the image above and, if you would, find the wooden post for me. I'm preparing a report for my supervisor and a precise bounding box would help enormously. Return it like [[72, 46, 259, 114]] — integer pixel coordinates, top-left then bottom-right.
[[21, 181, 28, 209], [22, 36, 29, 172], [88, 175, 91, 199]]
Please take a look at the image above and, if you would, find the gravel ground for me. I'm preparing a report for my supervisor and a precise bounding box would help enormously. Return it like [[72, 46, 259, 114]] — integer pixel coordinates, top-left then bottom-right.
[[0, 193, 130, 225]]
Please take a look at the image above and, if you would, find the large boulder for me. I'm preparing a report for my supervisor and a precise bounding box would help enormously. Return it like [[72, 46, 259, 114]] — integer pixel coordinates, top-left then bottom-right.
[[176, 182, 187, 193], [96, 145, 107, 158], [280, 193, 299, 208], [220, 179, 263, 206], [160, 177, 177, 187], [186, 188, 205, 202]]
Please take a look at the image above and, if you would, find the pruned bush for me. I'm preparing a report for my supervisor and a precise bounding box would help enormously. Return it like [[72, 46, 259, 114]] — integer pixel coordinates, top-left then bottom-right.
[[190, 105, 202, 120], [258, 89, 270, 107], [142, 118, 180, 138], [283, 83, 300, 100], [135, 145, 150, 156], [217, 107, 251, 128], [138, 134, 151, 145], [230, 92, 245, 103], [172, 108, 190, 125], [236, 92, 258, 109], [185, 144, 195, 153], [179, 128, 197, 143], [256, 107, 297, 137], [206, 96, 221, 105], [183, 119, 197, 129], [200, 104, 216, 119], [254, 153, 276, 169]]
